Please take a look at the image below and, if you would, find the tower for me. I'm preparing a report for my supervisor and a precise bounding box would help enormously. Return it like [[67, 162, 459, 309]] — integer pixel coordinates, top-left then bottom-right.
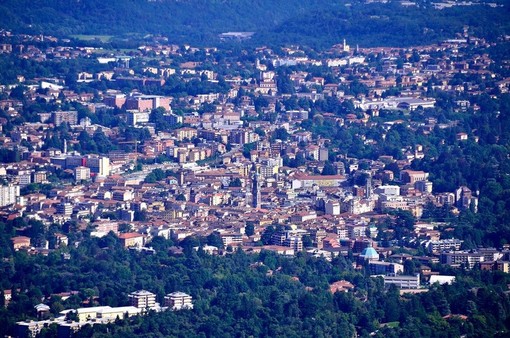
[[252, 173, 261, 208], [365, 173, 372, 199], [63, 139, 67, 154]]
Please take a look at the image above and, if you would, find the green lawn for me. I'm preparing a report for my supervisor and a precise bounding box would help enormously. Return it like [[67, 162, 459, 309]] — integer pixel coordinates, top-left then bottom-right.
[[70, 35, 113, 42]]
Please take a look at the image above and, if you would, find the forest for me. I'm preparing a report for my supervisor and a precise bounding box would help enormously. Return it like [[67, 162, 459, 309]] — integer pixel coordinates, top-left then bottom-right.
[[1, 225, 510, 338], [0, 0, 509, 48]]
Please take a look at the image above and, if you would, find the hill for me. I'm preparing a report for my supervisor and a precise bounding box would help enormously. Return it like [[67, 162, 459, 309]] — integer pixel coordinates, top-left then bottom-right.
[[0, 0, 509, 48]]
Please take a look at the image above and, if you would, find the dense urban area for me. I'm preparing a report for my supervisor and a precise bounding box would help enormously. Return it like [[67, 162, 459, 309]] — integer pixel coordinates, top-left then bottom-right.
[[0, 3, 510, 336]]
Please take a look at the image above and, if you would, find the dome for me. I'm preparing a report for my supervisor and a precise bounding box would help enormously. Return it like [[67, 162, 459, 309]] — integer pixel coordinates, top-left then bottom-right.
[[360, 246, 379, 261]]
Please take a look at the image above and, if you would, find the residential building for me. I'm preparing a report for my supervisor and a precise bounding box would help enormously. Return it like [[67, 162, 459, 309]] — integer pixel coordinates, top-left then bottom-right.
[[0, 184, 20, 207], [164, 292, 193, 310], [52, 111, 78, 126], [440, 251, 485, 269], [74, 166, 91, 181], [129, 290, 156, 309]]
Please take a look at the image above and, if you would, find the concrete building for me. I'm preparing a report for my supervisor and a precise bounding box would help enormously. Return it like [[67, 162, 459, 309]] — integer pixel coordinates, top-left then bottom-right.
[[440, 251, 485, 269], [129, 290, 156, 309], [0, 184, 20, 207], [426, 239, 463, 254], [383, 274, 420, 289], [164, 292, 193, 310], [74, 166, 91, 181], [127, 111, 150, 126], [56, 202, 73, 216], [52, 111, 78, 126]]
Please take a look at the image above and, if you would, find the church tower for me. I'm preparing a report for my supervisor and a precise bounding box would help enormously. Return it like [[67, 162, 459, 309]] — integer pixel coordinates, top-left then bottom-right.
[[252, 173, 261, 208]]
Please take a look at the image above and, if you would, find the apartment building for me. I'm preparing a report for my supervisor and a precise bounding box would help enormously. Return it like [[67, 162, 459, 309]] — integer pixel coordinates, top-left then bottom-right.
[[164, 292, 193, 310], [128, 290, 156, 309]]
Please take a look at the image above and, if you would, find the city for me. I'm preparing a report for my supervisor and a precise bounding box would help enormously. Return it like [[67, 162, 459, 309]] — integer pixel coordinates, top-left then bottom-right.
[[0, 13, 509, 338]]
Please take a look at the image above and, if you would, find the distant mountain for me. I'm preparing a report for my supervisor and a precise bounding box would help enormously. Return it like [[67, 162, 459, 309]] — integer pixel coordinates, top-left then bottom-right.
[[0, 0, 509, 48]]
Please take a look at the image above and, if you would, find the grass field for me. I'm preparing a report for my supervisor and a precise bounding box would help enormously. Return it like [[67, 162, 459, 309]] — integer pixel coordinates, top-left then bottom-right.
[[70, 35, 113, 42]]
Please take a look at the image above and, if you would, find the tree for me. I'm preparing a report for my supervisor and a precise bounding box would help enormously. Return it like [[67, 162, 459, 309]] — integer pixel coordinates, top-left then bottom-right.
[[229, 178, 242, 187], [321, 161, 336, 175], [245, 224, 255, 237]]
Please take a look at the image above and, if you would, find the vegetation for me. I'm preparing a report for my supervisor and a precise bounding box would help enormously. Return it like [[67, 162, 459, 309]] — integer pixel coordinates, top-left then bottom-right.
[[1, 227, 510, 337], [0, 0, 509, 48]]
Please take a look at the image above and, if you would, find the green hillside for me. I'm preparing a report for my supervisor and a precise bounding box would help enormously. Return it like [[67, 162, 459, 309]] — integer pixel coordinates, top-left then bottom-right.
[[0, 0, 509, 47]]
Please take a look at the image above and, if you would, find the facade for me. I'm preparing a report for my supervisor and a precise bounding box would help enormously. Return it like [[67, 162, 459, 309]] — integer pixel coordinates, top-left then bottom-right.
[[52, 111, 78, 126], [124, 95, 171, 112], [440, 251, 485, 269], [56, 202, 73, 216], [400, 170, 429, 184], [74, 166, 91, 181], [119, 233, 145, 248], [252, 173, 261, 208], [426, 239, 463, 254], [129, 290, 156, 309], [164, 292, 193, 310], [383, 274, 420, 289], [0, 184, 20, 207], [11, 236, 31, 250], [292, 173, 346, 189], [368, 261, 404, 275], [127, 111, 150, 126]]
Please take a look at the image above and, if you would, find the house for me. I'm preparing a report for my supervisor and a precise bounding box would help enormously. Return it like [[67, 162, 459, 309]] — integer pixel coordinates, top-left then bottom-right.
[[329, 280, 355, 293], [118, 233, 145, 248], [11, 236, 31, 250]]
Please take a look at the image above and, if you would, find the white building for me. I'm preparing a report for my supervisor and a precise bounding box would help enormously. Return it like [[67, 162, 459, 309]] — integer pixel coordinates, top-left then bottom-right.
[[129, 290, 156, 309], [164, 292, 193, 310], [0, 185, 20, 207], [74, 166, 91, 181], [383, 274, 420, 289]]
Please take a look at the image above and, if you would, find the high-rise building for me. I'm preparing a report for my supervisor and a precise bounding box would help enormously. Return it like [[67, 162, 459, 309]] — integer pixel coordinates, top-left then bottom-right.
[[74, 166, 91, 181], [0, 185, 20, 207]]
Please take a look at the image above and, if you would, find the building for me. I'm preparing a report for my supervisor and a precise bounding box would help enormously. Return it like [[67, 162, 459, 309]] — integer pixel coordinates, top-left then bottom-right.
[[325, 200, 341, 215], [426, 239, 463, 254], [12, 236, 31, 250], [96, 306, 141, 321], [292, 173, 346, 189], [252, 173, 261, 208], [118, 233, 145, 248], [400, 170, 429, 184], [74, 166, 91, 181], [56, 202, 73, 216], [359, 245, 379, 262], [383, 274, 420, 289], [127, 111, 150, 126], [218, 232, 243, 247], [164, 292, 193, 310], [85, 156, 110, 177], [0, 184, 20, 207], [124, 95, 171, 112], [52, 111, 78, 126], [174, 127, 197, 141], [368, 261, 404, 275], [440, 251, 485, 269], [129, 290, 156, 309]]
